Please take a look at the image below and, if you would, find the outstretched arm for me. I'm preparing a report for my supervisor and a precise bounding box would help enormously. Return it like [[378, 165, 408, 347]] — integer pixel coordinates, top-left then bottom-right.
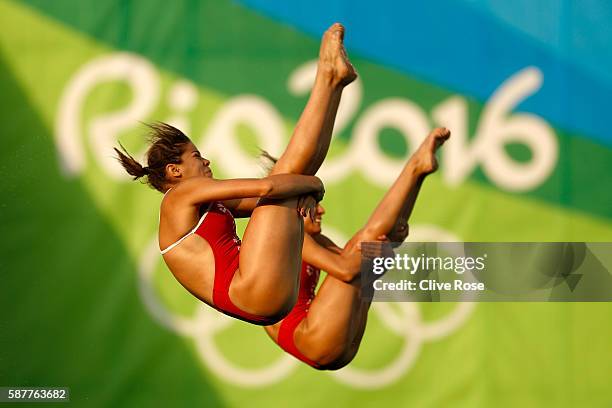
[[302, 234, 361, 283], [169, 174, 324, 208], [222, 197, 260, 218]]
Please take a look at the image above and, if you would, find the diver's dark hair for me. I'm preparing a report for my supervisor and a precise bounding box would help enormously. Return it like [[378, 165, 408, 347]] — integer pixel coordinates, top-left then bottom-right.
[[114, 122, 191, 193]]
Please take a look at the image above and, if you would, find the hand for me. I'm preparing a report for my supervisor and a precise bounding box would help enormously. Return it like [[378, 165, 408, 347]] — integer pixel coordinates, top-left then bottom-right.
[[387, 220, 409, 243], [314, 188, 325, 203], [297, 195, 318, 222], [310, 176, 325, 202]]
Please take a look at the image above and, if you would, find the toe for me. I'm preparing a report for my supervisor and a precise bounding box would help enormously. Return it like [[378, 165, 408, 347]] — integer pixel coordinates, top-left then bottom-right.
[[433, 127, 450, 139], [332, 23, 345, 39]]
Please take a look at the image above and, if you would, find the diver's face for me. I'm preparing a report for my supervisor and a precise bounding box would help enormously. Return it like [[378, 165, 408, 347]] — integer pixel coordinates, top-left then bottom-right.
[[303, 204, 325, 235], [179, 143, 212, 179]]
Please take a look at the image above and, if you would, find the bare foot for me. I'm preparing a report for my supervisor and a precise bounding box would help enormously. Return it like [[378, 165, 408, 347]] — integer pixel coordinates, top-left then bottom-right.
[[410, 127, 451, 175], [318, 23, 357, 87]]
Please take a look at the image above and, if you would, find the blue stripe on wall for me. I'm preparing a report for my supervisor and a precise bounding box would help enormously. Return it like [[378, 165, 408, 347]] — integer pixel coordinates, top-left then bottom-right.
[[237, 0, 612, 146]]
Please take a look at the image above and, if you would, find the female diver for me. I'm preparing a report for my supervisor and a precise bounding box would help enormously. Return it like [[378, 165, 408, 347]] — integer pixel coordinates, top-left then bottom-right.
[[264, 127, 451, 369], [115, 23, 356, 325]]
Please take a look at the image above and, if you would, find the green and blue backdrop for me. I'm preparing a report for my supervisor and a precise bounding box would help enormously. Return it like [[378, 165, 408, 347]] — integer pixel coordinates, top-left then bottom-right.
[[1, 0, 611, 406]]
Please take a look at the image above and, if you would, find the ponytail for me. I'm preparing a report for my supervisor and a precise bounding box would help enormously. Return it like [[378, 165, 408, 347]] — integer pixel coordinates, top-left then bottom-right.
[[114, 142, 148, 180], [114, 122, 191, 193]]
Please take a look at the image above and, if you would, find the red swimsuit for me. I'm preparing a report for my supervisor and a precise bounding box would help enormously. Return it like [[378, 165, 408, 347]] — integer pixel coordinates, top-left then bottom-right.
[[161, 202, 273, 325], [276, 261, 321, 368]]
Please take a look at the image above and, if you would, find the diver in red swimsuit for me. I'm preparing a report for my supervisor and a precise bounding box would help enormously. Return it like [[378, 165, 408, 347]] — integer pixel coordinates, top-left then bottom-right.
[[159, 201, 266, 323], [266, 127, 450, 369], [115, 23, 357, 325], [276, 261, 322, 367]]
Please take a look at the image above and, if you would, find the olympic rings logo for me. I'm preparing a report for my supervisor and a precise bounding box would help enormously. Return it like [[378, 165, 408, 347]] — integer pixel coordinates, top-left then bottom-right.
[[137, 225, 475, 389]]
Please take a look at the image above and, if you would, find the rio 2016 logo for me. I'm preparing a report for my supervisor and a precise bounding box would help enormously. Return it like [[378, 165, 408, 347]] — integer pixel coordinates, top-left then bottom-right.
[[55, 53, 557, 192], [54, 52, 558, 388]]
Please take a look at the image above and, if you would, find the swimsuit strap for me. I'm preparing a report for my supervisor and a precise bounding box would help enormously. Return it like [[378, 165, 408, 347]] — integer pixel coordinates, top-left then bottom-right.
[[160, 202, 213, 255]]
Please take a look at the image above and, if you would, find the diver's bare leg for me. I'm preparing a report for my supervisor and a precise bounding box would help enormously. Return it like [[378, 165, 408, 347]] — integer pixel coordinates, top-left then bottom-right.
[[344, 127, 450, 253], [270, 23, 356, 176]]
